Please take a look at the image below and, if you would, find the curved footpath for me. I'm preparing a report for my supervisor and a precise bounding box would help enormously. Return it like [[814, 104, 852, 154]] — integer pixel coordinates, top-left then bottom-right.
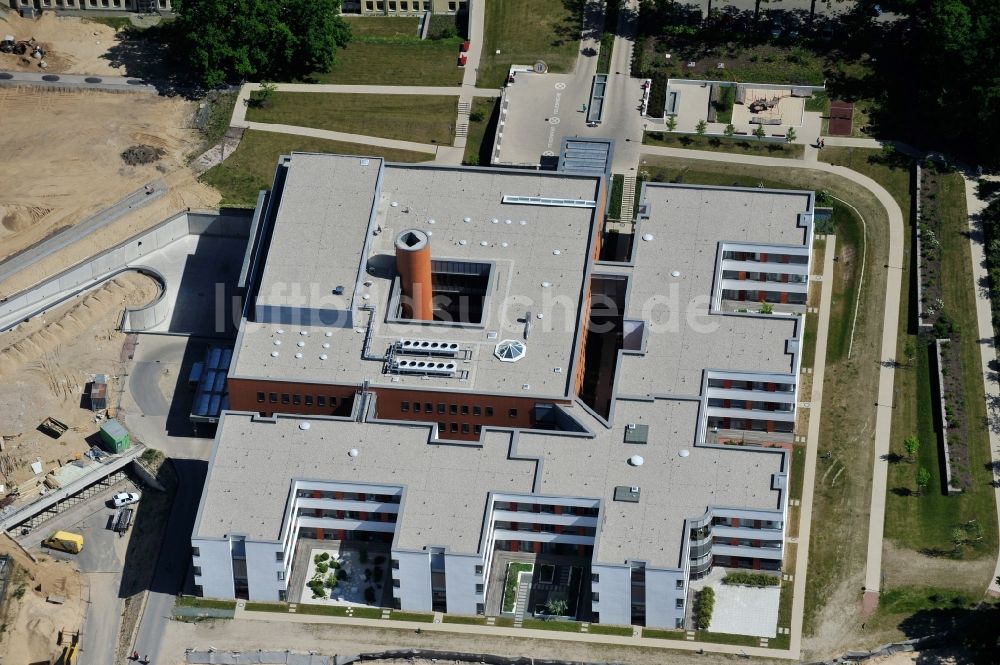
[[640, 146, 905, 631]]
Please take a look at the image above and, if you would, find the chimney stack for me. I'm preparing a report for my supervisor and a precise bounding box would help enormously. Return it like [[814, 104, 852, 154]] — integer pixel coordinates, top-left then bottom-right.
[[395, 229, 434, 321]]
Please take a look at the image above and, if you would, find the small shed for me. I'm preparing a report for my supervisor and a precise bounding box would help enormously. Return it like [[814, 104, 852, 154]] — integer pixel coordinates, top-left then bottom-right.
[[98, 419, 131, 454], [90, 374, 108, 412]]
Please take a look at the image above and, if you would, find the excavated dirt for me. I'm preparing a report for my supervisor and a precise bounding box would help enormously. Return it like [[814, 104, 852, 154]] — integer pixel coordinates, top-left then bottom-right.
[[121, 144, 165, 166], [0, 11, 126, 75]]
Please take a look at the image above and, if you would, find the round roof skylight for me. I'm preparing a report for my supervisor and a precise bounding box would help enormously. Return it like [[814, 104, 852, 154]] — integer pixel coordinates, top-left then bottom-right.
[[494, 339, 527, 362], [629, 455, 645, 466]]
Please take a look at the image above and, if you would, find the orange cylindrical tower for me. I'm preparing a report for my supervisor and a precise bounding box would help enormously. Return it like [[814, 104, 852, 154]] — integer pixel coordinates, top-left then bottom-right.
[[395, 229, 434, 320]]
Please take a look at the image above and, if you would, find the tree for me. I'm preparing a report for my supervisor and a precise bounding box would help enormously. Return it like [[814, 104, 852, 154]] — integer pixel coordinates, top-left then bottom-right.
[[753, 124, 766, 141], [174, 0, 352, 88], [785, 127, 797, 143], [916, 467, 931, 495], [253, 80, 277, 108], [545, 598, 569, 616], [666, 115, 678, 132], [760, 301, 774, 314], [695, 119, 707, 136], [724, 123, 735, 137], [903, 435, 919, 461]]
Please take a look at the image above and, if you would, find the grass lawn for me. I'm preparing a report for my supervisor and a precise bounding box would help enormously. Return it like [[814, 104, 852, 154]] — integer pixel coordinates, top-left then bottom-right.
[[596, 32, 615, 75], [296, 604, 383, 618], [502, 562, 533, 613], [442, 615, 487, 625], [201, 130, 432, 207], [477, 0, 582, 88], [636, 155, 886, 640], [609, 174, 624, 220], [312, 39, 463, 86], [246, 93, 457, 145], [643, 132, 804, 159], [175, 597, 236, 610], [642, 627, 685, 639], [713, 85, 736, 124], [462, 96, 500, 166], [244, 602, 289, 613], [521, 619, 581, 632], [587, 623, 633, 636], [391, 611, 435, 623], [343, 15, 421, 37]]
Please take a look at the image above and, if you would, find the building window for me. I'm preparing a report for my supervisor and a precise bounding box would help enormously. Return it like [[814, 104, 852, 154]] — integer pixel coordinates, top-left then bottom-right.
[[475, 565, 483, 574], [318, 396, 327, 407], [473, 406, 482, 416], [305, 395, 314, 406], [393, 578, 401, 587], [400, 0, 407, 9], [461, 424, 470, 433], [401, 401, 410, 412], [281, 394, 290, 404], [192, 546, 200, 557], [675, 579, 684, 590], [675, 598, 684, 609], [256, 391, 265, 403], [292, 395, 302, 405], [474, 424, 482, 435], [414, 402, 422, 413], [591, 573, 599, 582], [388, 0, 396, 9], [277, 570, 286, 580], [437, 403, 445, 414], [330, 397, 338, 407], [592, 592, 599, 601], [269, 392, 278, 404], [425, 402, 433, 413], [449, 404, 458, 415], [438, 422, 447, 433], [485, 407, 494, 417], [461, 405, 470, 415], [509, 408, 518, 418], [276, 552, 285, 562], [475, 583, 484, 593], [193, 566, 202, 576], [450, 423, 458, 432]]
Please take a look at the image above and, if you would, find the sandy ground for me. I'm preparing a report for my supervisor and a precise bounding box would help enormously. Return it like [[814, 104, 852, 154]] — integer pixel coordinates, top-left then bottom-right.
[[0, 11, 126, 76], [0, 534, 86, 664], [0, 272, 158, 498], [0, 86, 216, 273]]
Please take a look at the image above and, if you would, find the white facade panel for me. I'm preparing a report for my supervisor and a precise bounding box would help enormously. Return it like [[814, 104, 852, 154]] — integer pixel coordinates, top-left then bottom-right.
[[193, 539, 235, 599], [591, 564, 630, 625], [444, 553, 482, 615], [245, 540, 286, 601], [645, 568, 685, 629], [393, 549, 432, 611]]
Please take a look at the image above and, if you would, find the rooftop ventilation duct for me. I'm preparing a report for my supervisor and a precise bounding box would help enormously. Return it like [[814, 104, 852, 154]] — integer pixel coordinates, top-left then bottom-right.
[[395, 228, 434, 321]]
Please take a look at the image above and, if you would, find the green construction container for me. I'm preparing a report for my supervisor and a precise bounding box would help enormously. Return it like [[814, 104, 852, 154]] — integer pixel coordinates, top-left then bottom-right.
[[99, 419, 131, 454]]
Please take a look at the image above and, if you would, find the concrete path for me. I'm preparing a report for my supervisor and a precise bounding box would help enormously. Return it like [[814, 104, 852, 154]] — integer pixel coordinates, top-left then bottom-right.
[[962, 176, 1000, 597], [789, 236, 836, 655], [229, 605, 794, 659], [640, 145, 905, 611], [242, 122, 439, 155], [0, 69, 157, 93], [0, 181, 165, 286]]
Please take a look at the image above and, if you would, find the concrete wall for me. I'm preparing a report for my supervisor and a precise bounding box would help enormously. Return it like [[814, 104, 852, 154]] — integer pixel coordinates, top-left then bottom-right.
[[393, 549, 433, 611], [193, 538, 236, 599], [0, 210, 252, 334], [444, 553, 482, 615], [645, 568, 685, 629], [591, 563, 630, 625], [245, 540, 287, 601]]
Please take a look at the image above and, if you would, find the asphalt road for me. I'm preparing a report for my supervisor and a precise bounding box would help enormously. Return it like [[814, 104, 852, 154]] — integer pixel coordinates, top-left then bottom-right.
[[131, 458, 207, 663]]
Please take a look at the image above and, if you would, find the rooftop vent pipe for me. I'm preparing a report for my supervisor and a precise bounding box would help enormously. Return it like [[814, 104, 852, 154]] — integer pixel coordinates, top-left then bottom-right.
[[395, 229, 434, 321]]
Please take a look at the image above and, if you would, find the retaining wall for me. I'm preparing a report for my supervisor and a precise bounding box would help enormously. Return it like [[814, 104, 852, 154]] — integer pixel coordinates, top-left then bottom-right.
[[933, 338, 963, 494], [914, 163, 934, 330], [0, 210, 252, 333]]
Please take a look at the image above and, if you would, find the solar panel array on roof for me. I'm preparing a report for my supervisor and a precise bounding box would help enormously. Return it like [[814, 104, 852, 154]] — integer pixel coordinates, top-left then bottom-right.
[[191, 345, 232, 423]]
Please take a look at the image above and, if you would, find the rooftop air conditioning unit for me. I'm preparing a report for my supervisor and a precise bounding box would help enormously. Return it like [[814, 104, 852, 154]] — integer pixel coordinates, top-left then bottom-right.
[[629, 486, 640, 494], [391, 358, 457, 376], [397, 339, 460, 357], [627, 423, 637, 430]]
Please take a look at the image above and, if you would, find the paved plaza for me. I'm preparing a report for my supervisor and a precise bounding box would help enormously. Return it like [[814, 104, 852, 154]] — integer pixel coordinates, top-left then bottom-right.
[[709, 583, 780, 638]]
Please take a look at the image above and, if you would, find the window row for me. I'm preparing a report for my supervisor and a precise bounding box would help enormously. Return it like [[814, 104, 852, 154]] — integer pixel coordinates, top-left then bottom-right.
[[257, 391, 339, 408], [400, 401, 517, 419], [438, 422, 482, 435]]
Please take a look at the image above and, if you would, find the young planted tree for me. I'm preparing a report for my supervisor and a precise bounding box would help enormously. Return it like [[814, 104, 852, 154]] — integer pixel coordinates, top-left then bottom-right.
[[785, 127, 797, 143], [916, 467, 931, 495], [753, 124, 767, 141], [695, 119, 708, 136], [903, 435, 919, 462], [666, 115, 678, 132], [724, 123, 735, 137]]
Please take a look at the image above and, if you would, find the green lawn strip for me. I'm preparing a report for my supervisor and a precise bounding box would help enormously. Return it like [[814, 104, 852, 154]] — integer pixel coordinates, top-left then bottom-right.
[[175, 597, 236, 610], [201, 130, 431, 207], [247, 93, 457, 146], [884, 170, 998, 559], [643, 132, 803, 159], [443, 615, 487, 625], [713, 85, 735, 124], [804, 90, 829, 114], [596, 32, 615, 75], [191, 90, 239, 160], [819, 147, 911, 219], [311, 39, 463, 86], [502, 562, 533, 612], [642, 628, 685, 639], [824, 204, 864, 364], [82, 15, 134, 30], [868, 586, 980, 633], [462, 96, 500, 166], [477, 0, 581, 88], [521, 619, 581, 632], [693, 631, 760, 646], [391, 611, 436, 623], [587, 623, 633, 636], [494, 616, 515, 627], [297, 604, 383, 618], [243, 602, 289, 613], [343, 15, 421, 38], [609, 174, 624, 220]]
